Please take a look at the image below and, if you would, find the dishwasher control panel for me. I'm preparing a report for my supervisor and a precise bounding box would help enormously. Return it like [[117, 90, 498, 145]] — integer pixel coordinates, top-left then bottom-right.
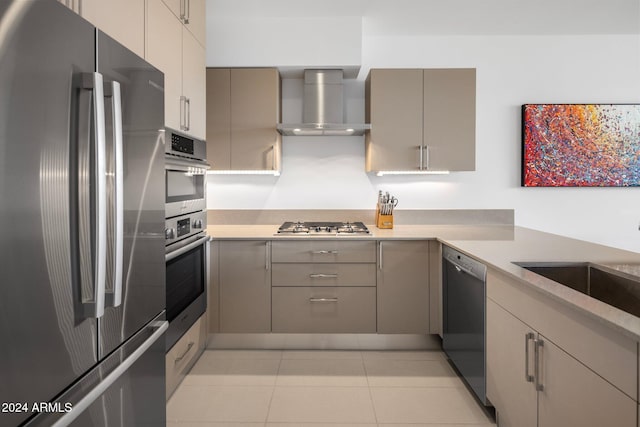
[[442, 246, 487, 281]]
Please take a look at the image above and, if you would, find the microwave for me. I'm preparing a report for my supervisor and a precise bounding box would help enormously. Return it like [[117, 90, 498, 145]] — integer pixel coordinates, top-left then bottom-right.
[[164, 129, 209, 219], [165, 156, 208, 218]]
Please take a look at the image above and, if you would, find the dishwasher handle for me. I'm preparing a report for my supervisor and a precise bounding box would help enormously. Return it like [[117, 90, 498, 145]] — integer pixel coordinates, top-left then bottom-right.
[[443, 246, 487, 282]]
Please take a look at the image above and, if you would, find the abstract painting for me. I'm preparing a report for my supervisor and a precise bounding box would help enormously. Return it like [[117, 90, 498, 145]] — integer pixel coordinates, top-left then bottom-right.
[[522, 104, 640, 187]]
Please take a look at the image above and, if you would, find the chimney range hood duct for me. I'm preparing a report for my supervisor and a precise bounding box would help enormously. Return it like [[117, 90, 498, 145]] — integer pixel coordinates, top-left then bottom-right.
[[277, 69, 370, 136]]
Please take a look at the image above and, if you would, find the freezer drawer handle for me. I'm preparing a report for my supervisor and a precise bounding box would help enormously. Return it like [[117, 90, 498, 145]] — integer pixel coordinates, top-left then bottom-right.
[[174, 342, 195, 364], [51, 321, 168, 427]]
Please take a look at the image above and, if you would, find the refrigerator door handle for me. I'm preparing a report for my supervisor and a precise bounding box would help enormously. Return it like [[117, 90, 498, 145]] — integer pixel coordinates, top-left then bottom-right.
[[50, 320, 169, 427], [105, 81, 124, 308], [80, 72, 107, 319]]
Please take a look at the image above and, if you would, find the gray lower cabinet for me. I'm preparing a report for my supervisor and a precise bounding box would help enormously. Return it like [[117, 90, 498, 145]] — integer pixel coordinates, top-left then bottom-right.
[[377, 241, 430, 334], [271, 240, 377, 333], [219, 240, 271, 332], [272, 287, 376, 333], [271, 240, 376, 263], [271, 263, 377, 287], [487, 298, 637, 427]]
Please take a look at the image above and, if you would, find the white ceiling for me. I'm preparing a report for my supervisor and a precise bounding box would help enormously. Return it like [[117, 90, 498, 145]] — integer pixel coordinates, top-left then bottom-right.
[[207, 0, 640, 36]]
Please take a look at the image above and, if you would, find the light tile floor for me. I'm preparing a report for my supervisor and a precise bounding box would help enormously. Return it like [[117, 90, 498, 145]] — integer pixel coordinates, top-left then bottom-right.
[[167, 350, 497, 427]]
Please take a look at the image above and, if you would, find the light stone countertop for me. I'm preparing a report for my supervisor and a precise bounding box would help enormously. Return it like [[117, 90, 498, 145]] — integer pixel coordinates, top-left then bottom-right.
[[206, 224, 516, 241], [207, 224, 640, 340]]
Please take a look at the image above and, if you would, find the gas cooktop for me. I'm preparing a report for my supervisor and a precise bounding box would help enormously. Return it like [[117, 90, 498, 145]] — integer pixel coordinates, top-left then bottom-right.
[[276, 221, 370, 235]]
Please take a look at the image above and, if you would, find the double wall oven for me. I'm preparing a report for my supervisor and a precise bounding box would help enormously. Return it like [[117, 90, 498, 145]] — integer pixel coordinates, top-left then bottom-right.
[[165, 128, 210, 350]]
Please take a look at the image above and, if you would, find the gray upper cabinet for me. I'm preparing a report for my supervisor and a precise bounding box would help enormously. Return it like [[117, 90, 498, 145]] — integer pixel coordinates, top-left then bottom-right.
[[377, 241, 430, 334], [365, 68, 476, 172], [365, 69, 424, 172], [423, 69, 475, 171], [206, 68, 282, 171], [219, 241, 271, 333]]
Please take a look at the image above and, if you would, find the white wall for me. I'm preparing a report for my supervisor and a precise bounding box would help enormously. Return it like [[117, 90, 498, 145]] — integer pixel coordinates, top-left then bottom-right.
[[207, 32, 640, 253]]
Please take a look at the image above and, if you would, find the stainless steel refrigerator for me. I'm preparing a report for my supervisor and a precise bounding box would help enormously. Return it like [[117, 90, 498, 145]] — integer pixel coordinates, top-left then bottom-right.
[[0, 1, 167, 426]]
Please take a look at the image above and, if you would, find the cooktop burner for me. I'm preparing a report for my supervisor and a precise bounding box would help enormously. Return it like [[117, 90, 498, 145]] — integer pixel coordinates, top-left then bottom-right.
[[276, 221, 370, 235]]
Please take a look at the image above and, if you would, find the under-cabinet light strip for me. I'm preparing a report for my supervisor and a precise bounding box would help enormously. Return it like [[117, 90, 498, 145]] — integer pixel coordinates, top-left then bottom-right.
[[376, 170, 450, 176], [207, 170, 281, 176]]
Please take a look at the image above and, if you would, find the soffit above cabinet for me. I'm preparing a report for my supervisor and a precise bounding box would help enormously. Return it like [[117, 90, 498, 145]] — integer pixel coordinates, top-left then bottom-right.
[[206, 16, 362, 70]]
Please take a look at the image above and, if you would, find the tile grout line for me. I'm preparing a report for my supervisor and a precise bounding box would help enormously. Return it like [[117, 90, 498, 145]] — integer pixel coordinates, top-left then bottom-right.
[[362, 352, 381, 425], [264, 353, 284, 424]]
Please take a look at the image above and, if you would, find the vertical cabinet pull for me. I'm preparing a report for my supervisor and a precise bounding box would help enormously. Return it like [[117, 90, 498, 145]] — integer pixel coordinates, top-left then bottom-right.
[[379, 242, 383, 270], [185, 97, 191, 131], [265, 241, 270, 270], [271, 144, 277, 171], [534, 338, 544, 391], [180, 0, 190, 24], [424, 145, 431, 170], [524, 332, 535, 382], [179, 96, 191, 131], [179, 96, 185, 130], [418, 145, 424, 170]]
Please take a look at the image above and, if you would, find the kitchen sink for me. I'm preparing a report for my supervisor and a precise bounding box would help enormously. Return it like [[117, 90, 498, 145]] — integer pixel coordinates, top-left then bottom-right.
[[513, 262, 640, 317]]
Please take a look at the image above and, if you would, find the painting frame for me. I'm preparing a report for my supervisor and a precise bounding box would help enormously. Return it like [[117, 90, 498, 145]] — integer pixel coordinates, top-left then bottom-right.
[[521, 104, 640, 187]]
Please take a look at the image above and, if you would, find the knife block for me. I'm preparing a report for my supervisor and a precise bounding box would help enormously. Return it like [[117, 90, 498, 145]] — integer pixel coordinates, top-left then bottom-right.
[[376, 205, 394, 229]]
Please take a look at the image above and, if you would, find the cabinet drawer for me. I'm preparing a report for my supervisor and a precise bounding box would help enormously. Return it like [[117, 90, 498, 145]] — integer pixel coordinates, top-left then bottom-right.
[[271, 240, 376, 263], [166, 314, 206, 400], [272, 287, 376, 333], [272, 263, 376, 287]]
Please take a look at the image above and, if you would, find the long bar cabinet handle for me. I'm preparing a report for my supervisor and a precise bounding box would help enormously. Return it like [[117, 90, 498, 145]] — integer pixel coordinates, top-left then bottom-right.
[[534, 338, 544, 391], [312, 250, 338, 254], [524, 332, 535, 382], [309, 274, 338, 279], [265, 241, 270, 270], [424, 145, 431, 170], [309, 298, 338, 303]]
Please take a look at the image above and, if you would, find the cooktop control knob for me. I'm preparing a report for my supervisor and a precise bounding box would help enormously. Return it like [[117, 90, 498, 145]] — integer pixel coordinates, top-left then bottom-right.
[[193, 219, 203, 229]]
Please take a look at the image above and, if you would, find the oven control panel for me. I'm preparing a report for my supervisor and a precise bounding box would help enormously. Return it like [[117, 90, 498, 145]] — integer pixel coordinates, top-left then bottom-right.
[[165, 210, 207, 247], [165, 127, 206, 161]]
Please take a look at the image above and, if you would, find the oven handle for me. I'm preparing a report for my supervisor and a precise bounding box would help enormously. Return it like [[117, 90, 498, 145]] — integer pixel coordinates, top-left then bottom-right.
[[165, 156, 210, 170], [165, 235, 211, 262]]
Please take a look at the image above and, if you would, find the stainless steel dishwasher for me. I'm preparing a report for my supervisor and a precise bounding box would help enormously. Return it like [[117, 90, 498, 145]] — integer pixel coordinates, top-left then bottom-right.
[[442, 245, 489, 405]]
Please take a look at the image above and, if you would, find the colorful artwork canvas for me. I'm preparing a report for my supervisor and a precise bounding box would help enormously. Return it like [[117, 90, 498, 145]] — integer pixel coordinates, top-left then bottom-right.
[[522, 104, 640, 187]]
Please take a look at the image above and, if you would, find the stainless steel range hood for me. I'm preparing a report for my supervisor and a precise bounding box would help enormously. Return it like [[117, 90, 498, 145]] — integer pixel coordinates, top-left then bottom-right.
[[277, 69, 370, 136]]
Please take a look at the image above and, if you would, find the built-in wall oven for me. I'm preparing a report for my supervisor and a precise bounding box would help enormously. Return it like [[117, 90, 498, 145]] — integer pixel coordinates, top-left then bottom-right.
[[165, 128, 209, 351]]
